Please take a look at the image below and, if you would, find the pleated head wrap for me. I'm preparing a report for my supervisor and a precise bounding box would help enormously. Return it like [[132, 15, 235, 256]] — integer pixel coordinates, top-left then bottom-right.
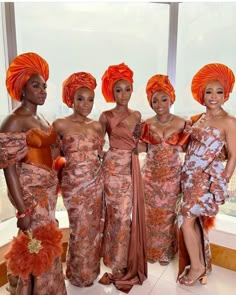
[[191, 63, 235, 105], [62, 72, 97, 108], [146, 74, 175, 106], [6, 52, 49, 101], [101, 63, 133, 102]]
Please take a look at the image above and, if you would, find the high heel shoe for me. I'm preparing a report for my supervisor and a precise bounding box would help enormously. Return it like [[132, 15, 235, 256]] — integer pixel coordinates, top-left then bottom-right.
[[179, 271, 207, 286]]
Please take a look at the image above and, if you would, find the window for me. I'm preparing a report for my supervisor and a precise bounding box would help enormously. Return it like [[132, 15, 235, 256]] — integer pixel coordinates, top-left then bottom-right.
[[0, 4, 15, 222], [0, 2, 171, 222], [0, 5, 10, 123], [175, 2, 236, 118], [14, 2, 169, 122]]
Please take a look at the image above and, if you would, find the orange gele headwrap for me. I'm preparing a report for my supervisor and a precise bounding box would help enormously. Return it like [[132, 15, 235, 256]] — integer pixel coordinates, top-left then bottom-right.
[[101, 62, 133, 102], [191, 63, 235, 105], [6, 52, 49, 101], [146, 74, 175, 106], [62, 72, 97, 108]]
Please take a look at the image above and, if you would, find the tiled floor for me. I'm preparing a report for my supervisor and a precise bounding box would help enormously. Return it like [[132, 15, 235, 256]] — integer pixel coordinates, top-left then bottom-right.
[[0, 257, 235, 295]]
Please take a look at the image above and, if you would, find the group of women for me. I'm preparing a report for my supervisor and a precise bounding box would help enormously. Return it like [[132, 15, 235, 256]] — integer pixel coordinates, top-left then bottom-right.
[[0, 52, 235, 295]]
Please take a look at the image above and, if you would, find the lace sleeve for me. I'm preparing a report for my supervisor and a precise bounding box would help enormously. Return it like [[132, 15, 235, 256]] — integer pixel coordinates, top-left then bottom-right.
[[0, 133, 28, 169]]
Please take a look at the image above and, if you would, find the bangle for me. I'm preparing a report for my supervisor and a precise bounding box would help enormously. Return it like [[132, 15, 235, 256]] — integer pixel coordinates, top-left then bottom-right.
[[225, 176, 230, 183], [16, 208, 31, 219]]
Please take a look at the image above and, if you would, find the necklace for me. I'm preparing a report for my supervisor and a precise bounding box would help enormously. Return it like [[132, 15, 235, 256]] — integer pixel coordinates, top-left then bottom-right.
[[200, 108, 223, 123], [155, 114, 173, 126], [21, 105, 37, 116]]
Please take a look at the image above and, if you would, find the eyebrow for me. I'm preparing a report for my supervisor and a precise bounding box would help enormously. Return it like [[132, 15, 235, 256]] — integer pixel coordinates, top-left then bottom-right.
[[30, 80, 46, 84], [205, 87, 224, 90]]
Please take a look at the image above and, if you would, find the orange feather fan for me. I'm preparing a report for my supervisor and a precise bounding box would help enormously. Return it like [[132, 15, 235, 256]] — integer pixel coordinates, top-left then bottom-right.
[[202, 216, 216, 232], [4, 223, 63, 279]]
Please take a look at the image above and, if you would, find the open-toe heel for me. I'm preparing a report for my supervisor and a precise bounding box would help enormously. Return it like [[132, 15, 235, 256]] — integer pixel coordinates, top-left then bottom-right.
[[179, 271, 207, 286], [199, 274, 207, 285]]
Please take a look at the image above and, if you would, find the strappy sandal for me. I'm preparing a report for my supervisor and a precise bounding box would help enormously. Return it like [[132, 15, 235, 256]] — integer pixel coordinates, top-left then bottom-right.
[[179, 271, 207, 286], [159, 257, 170, 266]]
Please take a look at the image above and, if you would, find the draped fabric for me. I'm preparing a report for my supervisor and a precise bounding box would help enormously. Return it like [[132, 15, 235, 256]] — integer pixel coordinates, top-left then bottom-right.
[[59, 134, 104, 287], [98, 110, 147, 293], [6, 52, 49, 101], [1, 129, 66, 295]]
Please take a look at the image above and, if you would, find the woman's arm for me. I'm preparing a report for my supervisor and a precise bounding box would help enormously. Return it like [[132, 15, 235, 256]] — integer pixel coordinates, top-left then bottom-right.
[[224, 116, 236, 181], [99, 112, 107, 137], [51, 120, 63, 159], [3, 166, 31, 230], [1, 115, 31, 230]]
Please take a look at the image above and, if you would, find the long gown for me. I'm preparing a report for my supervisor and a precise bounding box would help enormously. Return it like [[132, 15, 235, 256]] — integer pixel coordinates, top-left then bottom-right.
[[177, 124, 228, 278], [140, 123, 188, 263], [99, 110, 147, 293], [60, 134, 104, 287], [0, 129, 67, 295]]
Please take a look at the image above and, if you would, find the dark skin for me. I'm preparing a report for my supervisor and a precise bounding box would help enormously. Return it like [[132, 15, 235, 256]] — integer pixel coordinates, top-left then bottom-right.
[[138, 90, 186, 153], [99, 79, 141, 275], [99, 79, 141, 139], [53, 86, 103, 145], [0, 74, 50, 231]]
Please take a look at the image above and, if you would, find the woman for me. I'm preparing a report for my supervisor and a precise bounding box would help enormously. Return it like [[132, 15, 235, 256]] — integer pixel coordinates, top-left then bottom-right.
[[52, 72, 104, 287], [0, 52, 66, 294], [98, 63, 147, 293], [140, 74, 187, 266], [177, 63, 236, 286]]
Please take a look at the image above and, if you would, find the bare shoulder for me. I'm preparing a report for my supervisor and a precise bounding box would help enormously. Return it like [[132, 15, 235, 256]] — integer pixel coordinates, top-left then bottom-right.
[[92, 119, 103, 128], [173, 114, 186, 128], [99, 111, 108, 121], [144, 116, 155, 125], [130, 109, 141, 121], [53, 117, 70, 131], [92, 120, 103, 136], [224, 113, 236, 129], [0, 112, 24, 132]]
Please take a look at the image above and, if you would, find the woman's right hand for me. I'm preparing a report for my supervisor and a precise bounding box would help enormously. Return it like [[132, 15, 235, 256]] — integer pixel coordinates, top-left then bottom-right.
[[133, 123, 142, 139], [17, 214, 31, 231]]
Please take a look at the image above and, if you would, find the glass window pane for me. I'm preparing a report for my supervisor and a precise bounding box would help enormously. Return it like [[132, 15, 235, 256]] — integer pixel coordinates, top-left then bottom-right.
[[13, 2, 170, 216], [14, 2, 169, 120], [175, 2, 236, 118], [0, 4, 15, 223], [0, 5, 10, 123]]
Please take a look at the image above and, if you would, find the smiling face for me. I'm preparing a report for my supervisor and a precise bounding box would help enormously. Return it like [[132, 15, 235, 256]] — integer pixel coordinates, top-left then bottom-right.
[[73, 86, 94, 117], [151, 90, 171, 116], [203, 80, 225, 109], [113, 79, 132, 106], [22, 74, 47, 106]]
